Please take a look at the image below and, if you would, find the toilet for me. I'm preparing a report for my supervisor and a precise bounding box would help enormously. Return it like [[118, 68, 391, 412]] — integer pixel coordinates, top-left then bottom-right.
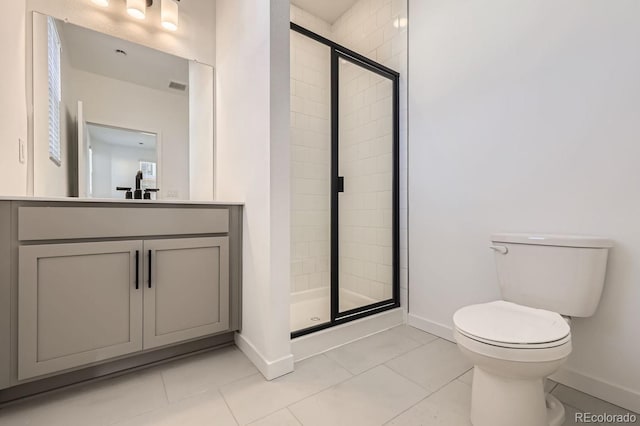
[[453, 233, 613, 426]]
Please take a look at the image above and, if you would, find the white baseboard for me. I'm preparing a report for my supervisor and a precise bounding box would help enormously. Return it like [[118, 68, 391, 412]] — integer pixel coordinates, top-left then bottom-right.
[[407, 313, 454, 342], [292, 308, 404, 361], [407, 313, 640, 413], [550, 367, 640, 414], [234, 333, 294, 380]]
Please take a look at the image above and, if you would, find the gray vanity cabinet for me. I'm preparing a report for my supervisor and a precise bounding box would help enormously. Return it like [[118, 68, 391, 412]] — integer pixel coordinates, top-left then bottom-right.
[[18, 237, 231, 380], [18, 241, 144, 380], [143, 237, 229, 349], [1, 201, 242, 400]]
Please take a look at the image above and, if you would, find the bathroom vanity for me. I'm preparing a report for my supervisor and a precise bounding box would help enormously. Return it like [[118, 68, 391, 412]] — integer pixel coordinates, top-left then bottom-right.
[[0, 198, 243, 402]]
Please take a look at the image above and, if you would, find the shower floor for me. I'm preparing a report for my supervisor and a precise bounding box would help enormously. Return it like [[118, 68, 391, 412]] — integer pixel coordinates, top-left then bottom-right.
[[290, 287, 377, 332]]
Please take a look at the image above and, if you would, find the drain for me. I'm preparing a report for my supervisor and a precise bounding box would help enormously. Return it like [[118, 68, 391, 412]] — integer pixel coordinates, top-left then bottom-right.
[[310, 316, 321, 322]]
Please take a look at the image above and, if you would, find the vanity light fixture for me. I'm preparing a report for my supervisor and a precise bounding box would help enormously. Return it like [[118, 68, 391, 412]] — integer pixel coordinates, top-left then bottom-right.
[[93, 0, 179, 31], [123, 0, 180, 31], [127, 0, 149, 20], [161, 0, 179, 32]]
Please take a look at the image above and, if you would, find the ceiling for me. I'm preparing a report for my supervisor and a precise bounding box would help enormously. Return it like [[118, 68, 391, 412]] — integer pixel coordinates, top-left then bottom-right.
[[291, 0, 359, 23], [87, 123, 157, 149], [58, 20, 188, 96]]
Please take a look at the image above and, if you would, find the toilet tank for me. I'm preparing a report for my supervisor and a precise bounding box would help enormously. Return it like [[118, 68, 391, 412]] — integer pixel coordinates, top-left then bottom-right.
[[491, 234, 613, 317]]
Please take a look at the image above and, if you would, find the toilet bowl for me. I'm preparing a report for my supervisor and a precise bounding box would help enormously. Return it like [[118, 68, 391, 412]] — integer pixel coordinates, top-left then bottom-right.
[[452, 233, 613, 426], [454, 301, 571, 426]]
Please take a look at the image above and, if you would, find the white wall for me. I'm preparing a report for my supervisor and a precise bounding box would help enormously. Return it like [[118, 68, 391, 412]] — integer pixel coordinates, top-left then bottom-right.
[[0, 2, 28, 196], [408, 0, 640, 412], [71, 69, 189, 199], [216, 0, 293, 379]]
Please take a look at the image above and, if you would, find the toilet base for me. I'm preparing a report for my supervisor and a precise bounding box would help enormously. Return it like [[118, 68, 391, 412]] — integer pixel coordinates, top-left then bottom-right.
[[470, 367, 565, 426], [546, 394, 566, 426]]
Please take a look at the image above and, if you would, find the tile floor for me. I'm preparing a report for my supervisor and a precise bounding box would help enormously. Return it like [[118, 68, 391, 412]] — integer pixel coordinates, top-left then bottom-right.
[[0, 325, 637, 425]]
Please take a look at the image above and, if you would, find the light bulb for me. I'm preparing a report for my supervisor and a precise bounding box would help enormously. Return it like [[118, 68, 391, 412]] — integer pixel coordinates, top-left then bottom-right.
[[91, 0, 109, 7], [127, 0, 146, 19], [161, 0, 179, 31], [393, 17, 408, 29]]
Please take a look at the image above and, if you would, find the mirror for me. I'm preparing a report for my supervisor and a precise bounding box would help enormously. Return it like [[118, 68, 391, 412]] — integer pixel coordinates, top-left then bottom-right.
[[32, 13, 213, 200]]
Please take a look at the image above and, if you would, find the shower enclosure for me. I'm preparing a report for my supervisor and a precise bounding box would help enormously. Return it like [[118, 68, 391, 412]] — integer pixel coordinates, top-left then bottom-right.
[[290, 23, 399, 337]]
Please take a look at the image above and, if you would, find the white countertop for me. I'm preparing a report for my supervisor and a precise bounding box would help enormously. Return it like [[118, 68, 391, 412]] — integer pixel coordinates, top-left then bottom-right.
[[0, 196, 244, 206]]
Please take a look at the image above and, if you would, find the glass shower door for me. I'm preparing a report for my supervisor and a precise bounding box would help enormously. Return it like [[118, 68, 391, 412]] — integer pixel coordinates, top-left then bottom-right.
[[335, 53, 398, 317], [290, 23, 399, 337]]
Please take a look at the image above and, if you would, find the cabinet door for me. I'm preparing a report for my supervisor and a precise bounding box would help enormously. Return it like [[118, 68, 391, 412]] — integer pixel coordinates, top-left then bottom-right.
[[18, 241, 143, 380], [143, 237, 229, 349]]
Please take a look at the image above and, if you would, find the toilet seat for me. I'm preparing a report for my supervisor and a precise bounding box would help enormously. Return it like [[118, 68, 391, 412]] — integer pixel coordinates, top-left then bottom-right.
[[454, 329, 572, 363], [456, 328, 571, 350], [453, 301, 572, 363], [453, 300, 570, 348]]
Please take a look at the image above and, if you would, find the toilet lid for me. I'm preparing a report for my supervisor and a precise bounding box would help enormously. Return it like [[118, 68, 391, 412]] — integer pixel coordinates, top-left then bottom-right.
[[453, 301, 570, 345]]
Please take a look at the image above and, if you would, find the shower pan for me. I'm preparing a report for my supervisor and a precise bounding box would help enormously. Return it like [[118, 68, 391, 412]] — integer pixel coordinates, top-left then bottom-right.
[[290, 23, 400, 337]]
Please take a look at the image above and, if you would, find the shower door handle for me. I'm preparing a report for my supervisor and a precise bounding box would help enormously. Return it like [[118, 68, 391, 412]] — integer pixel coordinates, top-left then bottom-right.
[[337, 176, 344, 193]]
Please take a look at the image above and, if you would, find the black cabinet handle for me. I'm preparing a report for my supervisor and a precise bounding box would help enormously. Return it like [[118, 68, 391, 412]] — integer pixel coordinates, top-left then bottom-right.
[[148, 250, 152, 288], [135, 250, 139, 289]]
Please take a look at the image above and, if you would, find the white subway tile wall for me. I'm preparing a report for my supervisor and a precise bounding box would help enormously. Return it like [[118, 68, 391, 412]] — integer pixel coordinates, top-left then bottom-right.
[[290, 0, 408, 306], [290, 22, 332, 295]]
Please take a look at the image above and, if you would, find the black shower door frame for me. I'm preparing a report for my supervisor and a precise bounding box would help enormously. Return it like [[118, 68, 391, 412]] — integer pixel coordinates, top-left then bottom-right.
[[291, 23, 400, 338]]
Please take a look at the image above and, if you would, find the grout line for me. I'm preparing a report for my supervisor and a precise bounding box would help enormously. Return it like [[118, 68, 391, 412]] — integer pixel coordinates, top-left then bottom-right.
[[388, 362, 456, 397], [453, 367, 473, 382], [247, 409, 280, 425], [339, 337, 438, 377], [382, 391, 431, 425], [249, 407, 304, 426], [375, 335, 441, 366], [288, 406, 305, 425], [288, 353, 356, 397], [383, 342, 473, 423], [393, 324, 440, 346], [326, 332, 441, 377], [227, 354, 354, 425], [282, 363, 432, 425], [220, 389, 241, 426], [105, 394, 178, 426], [383, 368, 471, 425], [159, 371, 170, 405], [149, 345, 260, 406]]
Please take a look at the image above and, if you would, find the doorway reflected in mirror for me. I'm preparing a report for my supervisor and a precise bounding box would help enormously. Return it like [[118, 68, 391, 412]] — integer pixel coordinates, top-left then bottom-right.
[[85, 123, 158, 199]]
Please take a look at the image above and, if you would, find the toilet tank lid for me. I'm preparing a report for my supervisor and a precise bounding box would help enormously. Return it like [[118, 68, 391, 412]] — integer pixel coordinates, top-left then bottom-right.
[[491, 233, 613, 248]]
